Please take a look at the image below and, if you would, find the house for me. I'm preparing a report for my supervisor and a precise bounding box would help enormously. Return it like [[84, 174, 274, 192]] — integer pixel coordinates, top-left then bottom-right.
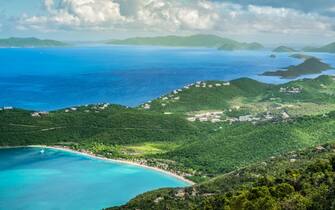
[[282, 112, 290, 119], [211, 119, 222, 123], [31, 112, 40, 117], [199, 117, 209, 122], [143, 104, 151, 110], [187, 117, 196, 122], [239, 115, 253, 122]]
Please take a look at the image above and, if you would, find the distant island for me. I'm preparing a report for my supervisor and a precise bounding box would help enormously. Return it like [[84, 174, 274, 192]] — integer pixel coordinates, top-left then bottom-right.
[[108, 34, 264, 50], [0, 37, 67, 48], [262, 57, 333, 78], [273, 46, 297, 52], [303, 42, 335, 53], [289, 54, 314, 60], [218, 42, 263, 51]]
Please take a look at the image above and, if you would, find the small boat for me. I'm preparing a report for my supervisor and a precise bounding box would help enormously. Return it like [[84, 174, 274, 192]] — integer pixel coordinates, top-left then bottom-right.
[[40, 149, 45, 154]]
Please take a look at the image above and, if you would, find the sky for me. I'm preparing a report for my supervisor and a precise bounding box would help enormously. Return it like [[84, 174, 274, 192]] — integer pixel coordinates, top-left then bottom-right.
[[0, 0, 334, 45]]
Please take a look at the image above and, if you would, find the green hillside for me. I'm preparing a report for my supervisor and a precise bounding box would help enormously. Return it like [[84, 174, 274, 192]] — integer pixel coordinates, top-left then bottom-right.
[[303, 42, 335, 53], [289, 54, 314, 60], [3, 75, 335, 209], [112, 142, 335, 210], [108, 34, 263, 50], [3, 76, 335, 178], [273, 46, 297, 52], [262, 58, 333, 78], [0, 37, 67, 47], [0, 105, 197, 146], [147, 75, 335, 116]]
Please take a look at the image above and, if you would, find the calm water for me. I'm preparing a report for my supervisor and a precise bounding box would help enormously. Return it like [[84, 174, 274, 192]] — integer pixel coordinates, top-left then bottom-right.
[[0, 46, 334, 111], [0, 147, 188, 210]]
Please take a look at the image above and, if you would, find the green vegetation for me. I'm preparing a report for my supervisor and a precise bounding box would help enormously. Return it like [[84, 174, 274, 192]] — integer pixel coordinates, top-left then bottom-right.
[[289, 54, 314, 60], [303, 42, 335, 53], [273, 46, 297, 53], [108, 34, 263, 50], [262, 58, 333, 78], [0, 37, 67, 47], [111, 143, 335, 210], [3, 75, 335, 209], [218, 42, 263, 51]]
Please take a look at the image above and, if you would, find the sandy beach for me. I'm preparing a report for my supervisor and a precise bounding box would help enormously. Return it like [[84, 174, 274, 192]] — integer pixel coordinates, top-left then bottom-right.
[[0, 145, 195, 185]]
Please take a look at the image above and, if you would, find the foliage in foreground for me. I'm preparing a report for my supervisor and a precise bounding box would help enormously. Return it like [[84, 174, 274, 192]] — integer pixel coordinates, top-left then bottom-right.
[[111, 144, 335, 210]]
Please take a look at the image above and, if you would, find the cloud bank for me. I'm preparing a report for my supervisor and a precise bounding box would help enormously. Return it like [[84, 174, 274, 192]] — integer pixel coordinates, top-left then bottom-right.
[[13, 0, 335, 39]]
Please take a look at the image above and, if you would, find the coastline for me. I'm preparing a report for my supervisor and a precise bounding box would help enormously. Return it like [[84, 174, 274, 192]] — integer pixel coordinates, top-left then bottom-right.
[[0, 145, 195, 186]]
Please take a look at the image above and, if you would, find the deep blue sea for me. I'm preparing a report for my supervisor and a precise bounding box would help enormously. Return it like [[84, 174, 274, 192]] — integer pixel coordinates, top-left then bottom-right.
[[0, 147, 188, 210], [1, 46, 334, 111]]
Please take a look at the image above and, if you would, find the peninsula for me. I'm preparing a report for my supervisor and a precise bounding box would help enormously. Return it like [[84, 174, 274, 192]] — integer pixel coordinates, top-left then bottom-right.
[[262, 57, 333, 78], [273, 46, 297, 52]]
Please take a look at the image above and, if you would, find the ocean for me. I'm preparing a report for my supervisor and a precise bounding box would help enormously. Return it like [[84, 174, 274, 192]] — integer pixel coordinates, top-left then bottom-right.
[[1, 45, 334, 111]]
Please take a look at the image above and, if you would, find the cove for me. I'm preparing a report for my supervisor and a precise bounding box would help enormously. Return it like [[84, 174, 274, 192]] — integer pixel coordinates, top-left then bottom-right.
[[0, 147, 189, 210]]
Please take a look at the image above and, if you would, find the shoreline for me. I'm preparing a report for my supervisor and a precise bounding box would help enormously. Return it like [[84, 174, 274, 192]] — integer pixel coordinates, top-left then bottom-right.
[[0, 145, 195, 186]]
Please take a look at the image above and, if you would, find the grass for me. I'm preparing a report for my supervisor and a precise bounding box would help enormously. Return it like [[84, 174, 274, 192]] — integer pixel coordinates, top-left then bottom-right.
[[122, 142, 181, 157]]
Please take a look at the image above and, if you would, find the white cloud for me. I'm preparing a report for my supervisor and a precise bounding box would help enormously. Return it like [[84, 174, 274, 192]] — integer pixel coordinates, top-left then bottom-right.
[[44, 0, 54, 12], [16, 0, 335, 37]]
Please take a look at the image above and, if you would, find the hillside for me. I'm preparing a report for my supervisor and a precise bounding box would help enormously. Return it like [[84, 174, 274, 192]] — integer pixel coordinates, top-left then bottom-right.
[[146, 75, 335, 117], [303, 42, 335, 53], [108, 34, 263, 50], [0, 37, 67, 47], [273, 46, 297, 52], [289, 54, 314, 60], [218, 42, 263, 51], [111, 142, 335, 210], [3, 76, 335, 181], [262, 57, 333, 78], [3, 76, 335, 209]]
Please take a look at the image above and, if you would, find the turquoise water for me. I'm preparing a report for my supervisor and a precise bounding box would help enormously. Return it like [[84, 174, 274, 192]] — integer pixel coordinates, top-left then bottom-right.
[[0, 147, 189, 210], [1, 46, 334, 111]]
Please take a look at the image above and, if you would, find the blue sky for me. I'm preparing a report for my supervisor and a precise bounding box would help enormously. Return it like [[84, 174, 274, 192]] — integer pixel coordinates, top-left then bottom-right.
[[0, 0, 45, 16], [1, 0, 335, 45]]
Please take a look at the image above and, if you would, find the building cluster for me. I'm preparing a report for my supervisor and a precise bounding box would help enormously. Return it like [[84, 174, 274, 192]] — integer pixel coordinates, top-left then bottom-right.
[[194, 81, 230, 88], [227, 111, 290, 124], [186, 110, 288, 124], [187, 111, 223, 123], [64, 103, 111, 113], [31, 111, 49, 117], [280, 87, 303, 94], [0, 106, 13, 111]]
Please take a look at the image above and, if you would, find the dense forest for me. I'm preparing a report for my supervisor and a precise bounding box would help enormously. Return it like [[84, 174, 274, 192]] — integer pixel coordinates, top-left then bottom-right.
[[111, 143, 335, 210]]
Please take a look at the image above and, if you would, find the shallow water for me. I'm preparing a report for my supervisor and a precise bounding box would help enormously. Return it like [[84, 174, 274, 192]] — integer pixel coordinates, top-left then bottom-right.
[[1, 46, 334, 111], [0, 147, 189, 210]]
